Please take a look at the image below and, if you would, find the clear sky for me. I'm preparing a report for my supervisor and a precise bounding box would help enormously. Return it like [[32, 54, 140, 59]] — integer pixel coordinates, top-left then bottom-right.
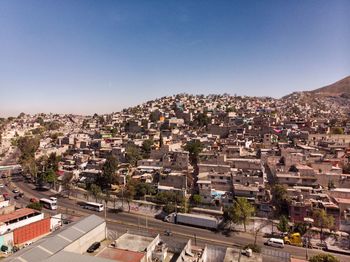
[[1, 0, 349, 116]]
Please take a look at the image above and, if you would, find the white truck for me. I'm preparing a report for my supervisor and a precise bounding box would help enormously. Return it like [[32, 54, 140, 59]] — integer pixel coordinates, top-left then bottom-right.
[[164, 212, 222, 229]]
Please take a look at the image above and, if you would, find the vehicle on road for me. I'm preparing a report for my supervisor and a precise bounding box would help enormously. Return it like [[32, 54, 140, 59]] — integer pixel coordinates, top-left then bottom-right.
[[284, 232, 302, 246], [164, 230, 173, 236], [241, 248, 252, 257], [0, 184, 4, 188], [265, 238, 284, 248], [87, 242, 100, 253], [12, 188, 19, 193], [30, 198, 38, 203], [50, 197, 57, 203], [3, 193, 10, 200], [40, 198, 57, 210], [83, 202, 104, 212], [164, 212, 222, 230]]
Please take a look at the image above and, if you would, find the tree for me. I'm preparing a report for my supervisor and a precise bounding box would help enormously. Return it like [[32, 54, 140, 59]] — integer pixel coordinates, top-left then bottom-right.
[[141, 139, 154, 158], [331, 127, 344, 135], [124, 184, 135, 212], [125, 144, 142, 166], [309, 254, 339, 262], [277, 215, 290, 233], [271, 184, 290, 216], [27, 202, 43, 211], [61, 173, 73, 197], [17, 136, 40, 161], [184, 140, 203, 165], [98, 154, 118, 190], [192, 194, 202, 205], [293, 222, 308, 236], [313, 209, 334, 243], [194, 113, 210, 127], [89, 184, 102, 202], [134, 182, 155, 198], [228, 197, 255, 232], [47, 153, 61, 172], [43, 169, 58, 185]]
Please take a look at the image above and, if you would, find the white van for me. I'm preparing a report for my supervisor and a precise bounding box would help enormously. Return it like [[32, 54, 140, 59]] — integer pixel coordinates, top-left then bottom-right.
[[266, 238, 284, 248]]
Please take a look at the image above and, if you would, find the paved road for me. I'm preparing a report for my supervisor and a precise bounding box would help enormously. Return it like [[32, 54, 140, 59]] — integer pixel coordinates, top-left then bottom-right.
[[3, 149, 349, 261], [11, 180, 350, 262]]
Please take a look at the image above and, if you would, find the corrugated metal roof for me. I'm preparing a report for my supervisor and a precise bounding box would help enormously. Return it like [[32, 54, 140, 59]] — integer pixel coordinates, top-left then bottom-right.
[[6, 215, 105, 262], [45, 251, 113, 262]]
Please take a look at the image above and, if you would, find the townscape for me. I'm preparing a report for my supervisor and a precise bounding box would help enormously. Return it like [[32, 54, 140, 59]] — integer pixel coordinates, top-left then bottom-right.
[[1, 76, 350, 262]]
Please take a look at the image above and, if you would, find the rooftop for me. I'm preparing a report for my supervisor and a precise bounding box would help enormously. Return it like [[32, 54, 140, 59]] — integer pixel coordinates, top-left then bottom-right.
[[97, 248, 144, 262], [114, 233, 154, 252], [0, 208, 38, 224]]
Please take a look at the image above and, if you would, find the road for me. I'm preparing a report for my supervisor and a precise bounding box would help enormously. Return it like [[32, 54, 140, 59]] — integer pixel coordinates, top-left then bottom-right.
[[2, 150, 350, 261], [9, 180, 349, 262]]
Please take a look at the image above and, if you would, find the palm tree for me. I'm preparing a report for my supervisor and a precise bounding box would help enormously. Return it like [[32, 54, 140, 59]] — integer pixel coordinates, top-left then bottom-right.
[[230, 197, 255, 232]]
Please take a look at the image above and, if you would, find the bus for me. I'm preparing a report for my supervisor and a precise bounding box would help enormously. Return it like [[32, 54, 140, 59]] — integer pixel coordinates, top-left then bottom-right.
[[40, 198, 57, 210], [84, 202, 104, 212]]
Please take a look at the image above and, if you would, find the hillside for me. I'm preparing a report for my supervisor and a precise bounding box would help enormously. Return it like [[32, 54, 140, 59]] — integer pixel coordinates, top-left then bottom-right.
[[310, 75, 350, 96]]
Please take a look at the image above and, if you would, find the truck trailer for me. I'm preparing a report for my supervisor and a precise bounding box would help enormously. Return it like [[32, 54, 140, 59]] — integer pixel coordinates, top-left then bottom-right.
[[164, 212, 222, 229]]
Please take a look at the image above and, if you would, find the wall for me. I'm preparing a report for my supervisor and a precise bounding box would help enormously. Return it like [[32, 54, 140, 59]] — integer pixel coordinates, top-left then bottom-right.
[[0, 213, 44, 235], [13, 217, 50, 245], [0, 231, 14, 249], [64, 221, 106, 254], [50, 213, 62, 231]]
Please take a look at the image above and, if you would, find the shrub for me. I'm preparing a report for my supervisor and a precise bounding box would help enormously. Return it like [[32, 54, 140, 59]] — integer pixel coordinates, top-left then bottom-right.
[[27, 202, 43, 211], [309, 254, 339, 262], [243, 243, 261, 253]]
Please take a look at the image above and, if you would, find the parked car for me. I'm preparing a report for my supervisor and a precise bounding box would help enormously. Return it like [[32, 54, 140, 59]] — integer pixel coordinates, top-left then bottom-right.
[[164, 230, 173, 236], [0, 184, 4, 188], [12, 188, 19, 194], [87, 242, 100, 253], [18, 192, 24, 197]]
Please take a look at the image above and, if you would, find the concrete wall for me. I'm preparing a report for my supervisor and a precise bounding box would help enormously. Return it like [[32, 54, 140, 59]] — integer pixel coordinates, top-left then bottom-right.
[[0, 231, 13, 249], [0, 213, 44, 235], [64, 222, 106, 254]]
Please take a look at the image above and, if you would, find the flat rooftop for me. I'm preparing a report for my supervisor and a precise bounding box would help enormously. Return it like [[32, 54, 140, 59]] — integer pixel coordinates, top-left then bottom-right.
[[97, 248, 144, 262], [114, 233, 154, 252]]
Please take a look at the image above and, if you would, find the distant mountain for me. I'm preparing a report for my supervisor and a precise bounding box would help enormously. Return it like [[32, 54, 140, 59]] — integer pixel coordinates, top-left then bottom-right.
[[310, 75, 350, 97]]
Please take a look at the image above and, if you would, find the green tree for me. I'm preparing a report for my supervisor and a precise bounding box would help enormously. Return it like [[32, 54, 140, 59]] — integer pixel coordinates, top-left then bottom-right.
[[134, 182, 155, 198], [277, 215, 290, 233], [89, 184, 102, 202], [141, 139, 154, 158], [17, 136, 40, 161], [44, 169, 58, 184], [309, 254, 339, 262], [184, 140, 203, 165], [192, 194, 202, 205], [331, 127, 344, 135], [61, 173, 73, 197], [27, 202, 43, 211], [271, 184, 290, 216], [125, 144, 142, 166], [293, 222, 308, 236], [194, 113, 210, 127], [229, 197, 255, 232], [313, 209, 334, 243], [98, 154, 118, 190]]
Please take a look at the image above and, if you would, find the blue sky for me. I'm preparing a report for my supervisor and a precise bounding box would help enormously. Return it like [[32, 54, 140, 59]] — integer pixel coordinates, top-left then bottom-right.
[[1, 0, 349, 116]]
